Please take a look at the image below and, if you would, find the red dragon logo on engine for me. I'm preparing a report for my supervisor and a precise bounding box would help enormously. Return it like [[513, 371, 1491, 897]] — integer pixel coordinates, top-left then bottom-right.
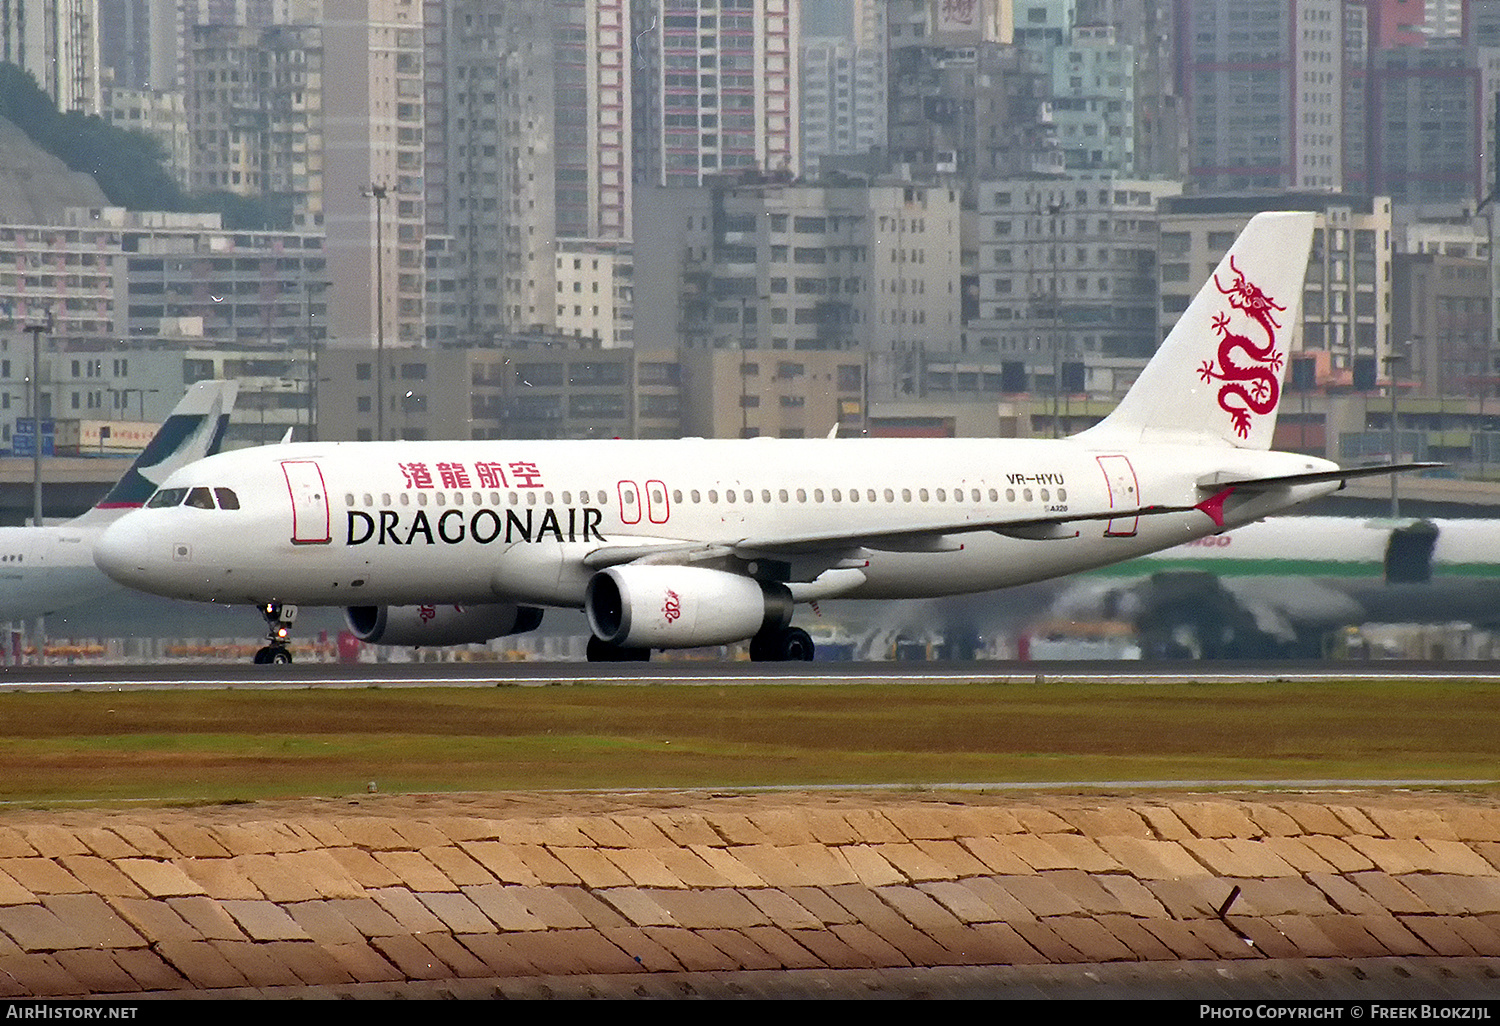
[[1196, 255, 1286, 439], [662, 589, 681, 624]]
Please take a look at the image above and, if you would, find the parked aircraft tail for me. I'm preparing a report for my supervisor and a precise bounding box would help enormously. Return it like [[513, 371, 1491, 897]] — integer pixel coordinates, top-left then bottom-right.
[[72, 380, 238, 525], [1080, 211, 1316, 451]]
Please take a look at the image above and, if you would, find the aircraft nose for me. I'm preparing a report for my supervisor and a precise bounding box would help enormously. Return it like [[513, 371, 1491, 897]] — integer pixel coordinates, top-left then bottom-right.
[[94, 515, 153, 586]]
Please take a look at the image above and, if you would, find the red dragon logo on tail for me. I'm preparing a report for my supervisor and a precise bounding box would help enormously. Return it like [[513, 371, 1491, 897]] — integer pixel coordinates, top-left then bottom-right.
[[1196, 255, 1286, 439]]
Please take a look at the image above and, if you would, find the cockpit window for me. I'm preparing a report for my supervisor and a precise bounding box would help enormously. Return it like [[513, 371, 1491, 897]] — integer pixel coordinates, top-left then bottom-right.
[[146, 488, 188, 508], [214, 488, 240, 510], [185, 487, 215, 509]]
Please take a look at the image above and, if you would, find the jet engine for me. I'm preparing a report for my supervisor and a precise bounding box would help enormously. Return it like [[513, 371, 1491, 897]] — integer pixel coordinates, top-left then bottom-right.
[[345, 603, 544, 646], [585, 565, 792, 649]]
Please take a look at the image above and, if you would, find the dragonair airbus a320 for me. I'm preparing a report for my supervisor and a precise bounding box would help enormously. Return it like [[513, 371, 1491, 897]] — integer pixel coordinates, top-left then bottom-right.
[[94, 213, 1432, 663]]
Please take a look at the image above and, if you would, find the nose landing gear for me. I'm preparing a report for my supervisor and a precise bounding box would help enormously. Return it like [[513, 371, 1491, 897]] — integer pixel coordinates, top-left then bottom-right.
[[253, 602, 298, 664]]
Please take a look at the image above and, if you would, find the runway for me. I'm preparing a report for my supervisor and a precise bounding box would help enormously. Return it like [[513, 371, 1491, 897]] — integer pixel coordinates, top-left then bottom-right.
[[4, 657, 1500, 691]]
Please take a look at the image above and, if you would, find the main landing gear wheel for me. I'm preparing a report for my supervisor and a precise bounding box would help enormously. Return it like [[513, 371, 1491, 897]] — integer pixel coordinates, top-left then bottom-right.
[[254, 601, 299, 665], [586, 636, 651, 662], [749, 626, 815, 662]]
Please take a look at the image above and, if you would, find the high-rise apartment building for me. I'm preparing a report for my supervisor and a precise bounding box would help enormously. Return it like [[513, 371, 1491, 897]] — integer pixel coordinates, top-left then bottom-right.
[[100, 83, 191, 188], [632, 0, 800, 187], [1368, 41, 1481, 206], [184, 23, 324, 230], [98, 0, 175, 90], [1158, 195, 1393, 389], [322, 0, 427, 375], [1051, 24, 1134, 174], [887, 0, 1059, 182], [428, 1, 632, 345], [1077, 0, 1184, 181], [1, 0, 102, 113], [634, 177, 962, 356], [799, 0, 887, 177], [967, 176, 1181, 394], [1182, 0, 1344, 193]]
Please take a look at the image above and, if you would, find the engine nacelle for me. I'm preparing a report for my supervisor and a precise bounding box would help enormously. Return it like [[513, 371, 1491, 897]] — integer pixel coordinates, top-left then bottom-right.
[[345, 603, 544, 647], [585, 565, 791, 649]]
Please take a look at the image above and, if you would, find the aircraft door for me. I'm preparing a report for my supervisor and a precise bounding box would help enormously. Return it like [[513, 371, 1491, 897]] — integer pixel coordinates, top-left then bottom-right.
[[282, 460, 331, 545], [1096, 454, 1140, 537]]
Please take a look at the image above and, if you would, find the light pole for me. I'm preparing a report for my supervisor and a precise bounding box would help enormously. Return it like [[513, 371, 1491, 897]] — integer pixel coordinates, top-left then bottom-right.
[[1384, 350, 1405, 518], [363, 183, 389, 440], [1046, 200, 1065, 439], [305, 283, 319, 442], [24, 311, 51, 526]]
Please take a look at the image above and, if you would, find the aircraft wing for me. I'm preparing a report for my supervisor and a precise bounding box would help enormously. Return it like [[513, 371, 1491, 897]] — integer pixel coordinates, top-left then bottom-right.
[[1199, 461, 1443, 491], [582, 499, 1204, 573], [582, 461, 1441, 575]]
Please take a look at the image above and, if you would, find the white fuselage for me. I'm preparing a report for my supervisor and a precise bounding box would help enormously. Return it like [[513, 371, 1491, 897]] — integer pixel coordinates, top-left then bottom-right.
[[94, 437, 1340, 610], [0, 524, 118, 620]]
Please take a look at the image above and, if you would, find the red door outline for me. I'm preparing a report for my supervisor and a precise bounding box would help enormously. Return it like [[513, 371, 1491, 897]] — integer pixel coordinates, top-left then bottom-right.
[[282, 459, 331, 545], [645, 479, 670, 524], [1096, 454, 1140, 537], [616, 480, 641, 525]]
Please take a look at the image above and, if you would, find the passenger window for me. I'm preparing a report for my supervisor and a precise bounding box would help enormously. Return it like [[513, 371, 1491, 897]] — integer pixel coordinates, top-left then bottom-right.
[[185, 487, 214, 510], [214, 488, 240, 510]]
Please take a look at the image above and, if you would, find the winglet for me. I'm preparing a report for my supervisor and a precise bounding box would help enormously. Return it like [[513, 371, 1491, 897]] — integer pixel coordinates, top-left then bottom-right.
[[1194, 486, 1235, 529]]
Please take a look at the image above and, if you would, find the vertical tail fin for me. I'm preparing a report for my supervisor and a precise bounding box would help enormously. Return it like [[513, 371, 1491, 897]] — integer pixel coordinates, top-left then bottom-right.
[[1079, 210, 1316, 449], [71, 380, 239, 525]]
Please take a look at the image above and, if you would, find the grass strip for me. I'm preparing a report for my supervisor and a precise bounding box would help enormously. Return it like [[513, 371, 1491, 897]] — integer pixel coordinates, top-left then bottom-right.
[[0, 680, 1494, 804]]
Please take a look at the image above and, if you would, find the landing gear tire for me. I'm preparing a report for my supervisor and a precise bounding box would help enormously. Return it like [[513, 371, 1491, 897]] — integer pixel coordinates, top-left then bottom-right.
[[254, 602, 299, 666], [749, 626, 815, 662], [586, 636, 651, 662]]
